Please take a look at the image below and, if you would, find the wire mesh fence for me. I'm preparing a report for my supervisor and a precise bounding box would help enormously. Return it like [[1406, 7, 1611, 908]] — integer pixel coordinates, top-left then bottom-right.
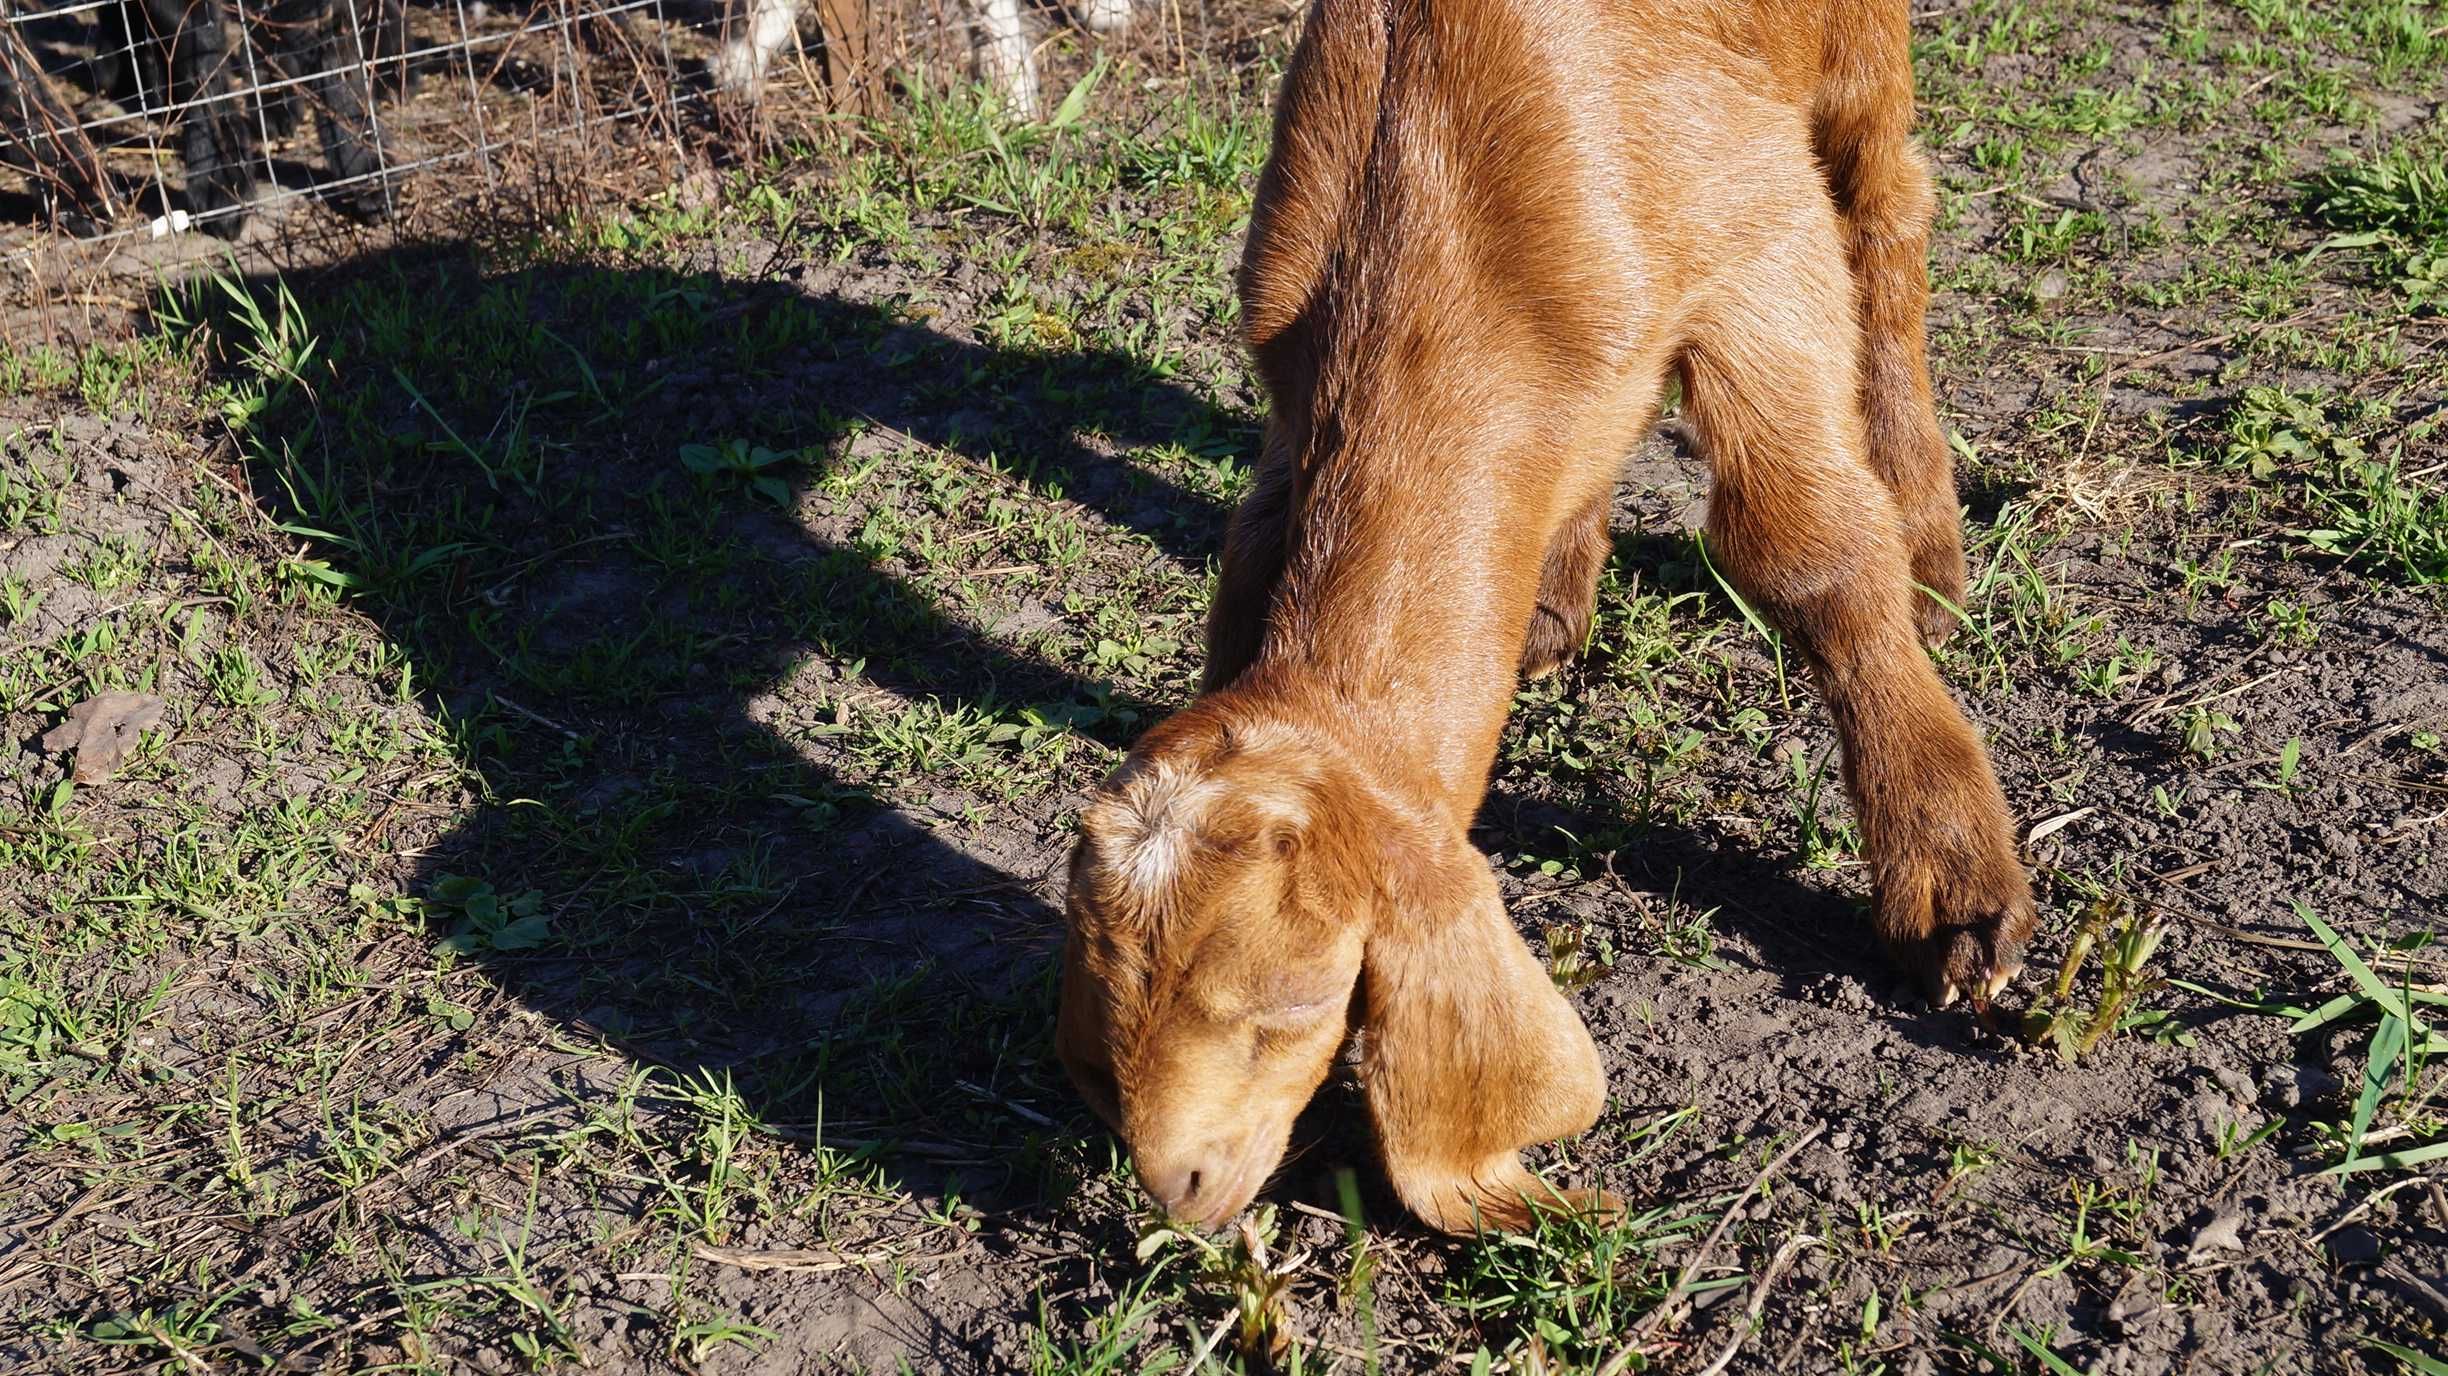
[[0, 0, 1245, 273]]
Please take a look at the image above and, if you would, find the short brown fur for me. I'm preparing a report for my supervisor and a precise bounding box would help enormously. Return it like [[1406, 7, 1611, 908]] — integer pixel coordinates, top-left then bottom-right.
[[1058, 0, 2035, 1234]]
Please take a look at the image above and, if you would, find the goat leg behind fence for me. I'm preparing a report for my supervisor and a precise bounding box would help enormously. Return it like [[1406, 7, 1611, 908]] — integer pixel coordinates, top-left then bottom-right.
[[255, 2, 310, 138], [365, 0, 408, 97], [0, 6, 120, 229], [132, 0, 259, 234], [970, 0, 1037, 119], [266, 0, 389, 220], [89, 0, 146, 106], [308, 38, 389, 220]]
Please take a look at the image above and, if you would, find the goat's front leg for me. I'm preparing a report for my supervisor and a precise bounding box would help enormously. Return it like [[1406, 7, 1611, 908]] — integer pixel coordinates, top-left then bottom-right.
[[260, 0, 389, 219], [1200, 416, 1295, 693], [306, 8, 390, 220], [136, 0, 257, 233]]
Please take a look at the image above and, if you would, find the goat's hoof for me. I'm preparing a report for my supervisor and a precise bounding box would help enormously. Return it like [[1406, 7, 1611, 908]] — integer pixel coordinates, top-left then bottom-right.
[[328, 184, 393, 224], [1517, 605, 1589, 680], [1914, 595, 1960, 649], [1932, 963, 2022, 1012], [1910, 552, 1967, 649], [1413, 1172, 1618, 1236], [1480, 1183, 1619, 1234], [1541, 1186, 1622, 1225], [1876, 815, 2035, 1011], [1891, 898, 2033, 1013]]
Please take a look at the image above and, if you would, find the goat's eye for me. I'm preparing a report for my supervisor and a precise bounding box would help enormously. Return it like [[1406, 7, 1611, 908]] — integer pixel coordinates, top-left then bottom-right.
[[1252, 997, 1331, 1025]]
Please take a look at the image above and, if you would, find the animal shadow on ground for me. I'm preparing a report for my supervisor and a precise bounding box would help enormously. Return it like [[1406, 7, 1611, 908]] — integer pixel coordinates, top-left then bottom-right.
[[193, 244, 1992, 1287], [204, 246, 1224, 1223]]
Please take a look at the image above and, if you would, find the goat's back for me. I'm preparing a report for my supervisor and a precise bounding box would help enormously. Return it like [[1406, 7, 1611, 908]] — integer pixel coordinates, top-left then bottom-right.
[[1240, 0, 1910, 399]]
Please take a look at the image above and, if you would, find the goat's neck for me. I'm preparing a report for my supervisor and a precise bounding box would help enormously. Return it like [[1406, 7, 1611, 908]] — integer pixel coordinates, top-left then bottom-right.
[[1239, 413, 1560, 825]]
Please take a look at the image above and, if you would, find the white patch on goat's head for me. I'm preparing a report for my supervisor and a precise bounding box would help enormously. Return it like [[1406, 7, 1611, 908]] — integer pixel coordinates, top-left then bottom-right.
[[1084, 758, 1224, 898]]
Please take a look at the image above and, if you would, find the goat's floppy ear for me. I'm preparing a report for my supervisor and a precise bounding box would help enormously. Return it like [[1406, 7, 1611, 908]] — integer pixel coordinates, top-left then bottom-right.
[[1359, 845, 1611, 1234], [1054, 922, 1122, 1132], [1054, 830, 1130, 1134]]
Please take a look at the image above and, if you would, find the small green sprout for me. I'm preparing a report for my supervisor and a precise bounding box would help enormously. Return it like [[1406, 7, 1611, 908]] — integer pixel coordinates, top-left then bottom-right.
[[2020, 898, 2169, 1061]]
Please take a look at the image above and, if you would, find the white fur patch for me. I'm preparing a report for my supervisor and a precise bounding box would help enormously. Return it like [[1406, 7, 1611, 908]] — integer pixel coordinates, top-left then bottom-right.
[[1075, 0, 1133, 35], [1096, 761, 1219, 895], [713, 0, 801, 92], [715, 0, 1054, 115], [970, 0, 1041, 119], [1116, 821, 1187, 893]]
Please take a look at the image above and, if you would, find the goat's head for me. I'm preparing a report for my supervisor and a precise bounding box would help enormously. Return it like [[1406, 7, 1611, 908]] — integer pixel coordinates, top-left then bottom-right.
[[1056, 701, 1611, 1234]]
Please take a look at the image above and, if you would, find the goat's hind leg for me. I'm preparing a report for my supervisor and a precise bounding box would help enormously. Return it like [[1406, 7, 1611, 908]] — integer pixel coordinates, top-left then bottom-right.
[[969, 0, 1039, 118], [1518, 487, 1609, 679], [1681, 232, 2032, 1003], [711, 0, 800, 94], [1817, 17, 1965, 647], [295, 0, 391, 220]]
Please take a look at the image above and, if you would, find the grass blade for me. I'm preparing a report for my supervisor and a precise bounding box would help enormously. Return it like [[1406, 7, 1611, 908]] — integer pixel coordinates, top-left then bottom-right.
[[2327, 1138, 2448, 1175], [1693, 532, 1788, 709], [2295, 902, 2395, 1004], [2290, 987, 2448, 1034], [2289, 990, 2367, 1033], [1047, 58, 1107, 130], [2364, 1338, 2448, 1375], [2341, 1012, 2407, 1170], [2164, 979, 2312, 1019], [2007, 1324, 2085, 1376]]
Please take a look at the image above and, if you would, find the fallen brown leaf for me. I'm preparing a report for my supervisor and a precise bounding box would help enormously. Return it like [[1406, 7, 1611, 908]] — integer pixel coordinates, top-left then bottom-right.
[[40, 691, 167, 784]]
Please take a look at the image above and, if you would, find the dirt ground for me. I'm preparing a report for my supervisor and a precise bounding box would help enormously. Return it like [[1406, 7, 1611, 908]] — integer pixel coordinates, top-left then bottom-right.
[[2, 0, 2445, 1372]]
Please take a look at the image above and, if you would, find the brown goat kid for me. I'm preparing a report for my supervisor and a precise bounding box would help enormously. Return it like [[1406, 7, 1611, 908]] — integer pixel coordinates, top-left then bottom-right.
[[1057, 0, 2037, 1235]]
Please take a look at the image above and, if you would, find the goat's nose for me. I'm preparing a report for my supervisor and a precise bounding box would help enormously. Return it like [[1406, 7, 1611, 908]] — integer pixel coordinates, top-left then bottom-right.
[[1137, 1158, 1210, 1219]]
